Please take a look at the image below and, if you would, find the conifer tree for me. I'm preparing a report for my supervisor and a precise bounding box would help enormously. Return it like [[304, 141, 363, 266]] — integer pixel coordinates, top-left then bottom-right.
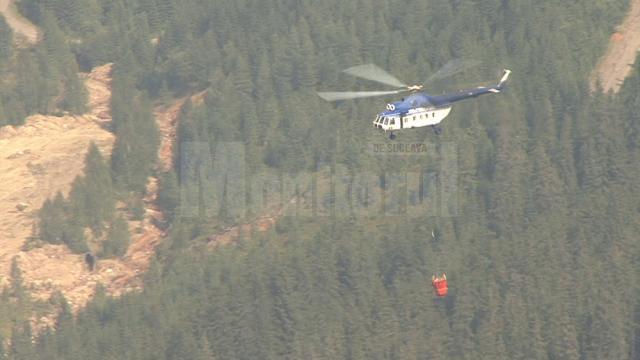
[[10, 258, 25, 303], [0, 17, 11, 63], [9, 322, 36, 360], [158, 171, 180, 222], [82, 142, 115, 235], [39, 194, 66, 244], [0, 333, 5, 360], [62, 221, 89, 254], [101, 216, 130, 258]]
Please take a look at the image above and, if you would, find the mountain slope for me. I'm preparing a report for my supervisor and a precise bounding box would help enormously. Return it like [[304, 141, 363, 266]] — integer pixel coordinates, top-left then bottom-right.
[[591, 0, 640, 92], [0, 0, 38, 45]]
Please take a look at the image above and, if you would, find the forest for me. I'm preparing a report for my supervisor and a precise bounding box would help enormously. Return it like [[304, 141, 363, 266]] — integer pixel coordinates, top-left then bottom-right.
[[0, 0, 639, 358]]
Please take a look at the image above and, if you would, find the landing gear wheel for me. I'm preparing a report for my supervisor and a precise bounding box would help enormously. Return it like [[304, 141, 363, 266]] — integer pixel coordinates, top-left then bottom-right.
[[433, 126, 442, 135], [389, 132, 396, 140]]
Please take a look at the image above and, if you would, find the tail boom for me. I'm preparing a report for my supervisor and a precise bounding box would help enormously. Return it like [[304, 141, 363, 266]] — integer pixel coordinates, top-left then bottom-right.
[[427, 69, 512, 106]]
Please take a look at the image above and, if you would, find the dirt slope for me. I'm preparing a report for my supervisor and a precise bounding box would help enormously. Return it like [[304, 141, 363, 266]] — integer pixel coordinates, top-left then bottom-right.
[[0, 0, 39, 45], [154, 99, 186, 173], [0, 74, 202, 329], [154, 90, 207, 172], [0, 64, 114, 278], [0, 65, 117, 316], [1, 76, 282, 329], [591, 0, 640, 92], [0, 63, 170, 322]]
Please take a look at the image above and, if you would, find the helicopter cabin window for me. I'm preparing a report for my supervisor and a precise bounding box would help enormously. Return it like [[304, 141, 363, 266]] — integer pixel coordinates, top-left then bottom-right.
[[390, 118, 395, 125], [384, 118, 389, 125]]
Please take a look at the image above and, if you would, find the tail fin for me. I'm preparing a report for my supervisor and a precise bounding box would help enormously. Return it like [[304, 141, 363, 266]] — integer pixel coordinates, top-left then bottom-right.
[[497, 69, 511, 89]]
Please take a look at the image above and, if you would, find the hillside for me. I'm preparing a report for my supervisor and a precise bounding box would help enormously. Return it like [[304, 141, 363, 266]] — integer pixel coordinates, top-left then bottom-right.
[[0, 0, 38, 45], [591, 0, 640, 92], [0, 64, 113, 278], [1, 0, 639, 359], [0, 64, 168, 319]]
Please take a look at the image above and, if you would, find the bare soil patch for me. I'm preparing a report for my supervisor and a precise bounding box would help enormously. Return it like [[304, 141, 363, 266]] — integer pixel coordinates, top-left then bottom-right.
[[591, 0, 640, 93]]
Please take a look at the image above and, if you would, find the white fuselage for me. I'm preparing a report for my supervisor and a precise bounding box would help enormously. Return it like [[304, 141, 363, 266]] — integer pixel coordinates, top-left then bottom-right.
[[373, 106, 452, 132]]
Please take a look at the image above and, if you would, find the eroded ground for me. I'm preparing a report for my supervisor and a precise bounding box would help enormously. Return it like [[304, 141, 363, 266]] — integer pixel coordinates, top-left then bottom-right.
[[591, 0, 640, 93]]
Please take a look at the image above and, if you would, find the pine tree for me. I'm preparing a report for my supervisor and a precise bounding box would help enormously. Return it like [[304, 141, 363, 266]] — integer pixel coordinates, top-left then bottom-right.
[[67, 175, 88, 228], [53, 295, 80, 360], [82, 142, 115, 235], [110, 84, 159, 193], [62, 221, 89, 254], [60, 66, 88, 114], [101, 216, 130, 258], [10, 322, 36, 360], [158, 171, 180, 221], [10, 258, 25, 303], [0, 100, 6, 127], [292, 21, 317, 90], [0, 333, 5, 360], [0, 17, 12, 63], [39, 193, 67, 244]]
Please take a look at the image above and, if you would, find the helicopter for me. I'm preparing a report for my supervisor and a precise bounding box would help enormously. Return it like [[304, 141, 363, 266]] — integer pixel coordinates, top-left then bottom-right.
[[317, 61, 511, 139]]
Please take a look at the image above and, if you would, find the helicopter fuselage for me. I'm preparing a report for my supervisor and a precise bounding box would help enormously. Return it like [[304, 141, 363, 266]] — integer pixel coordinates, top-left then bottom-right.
[[373, 92, 452, 132]]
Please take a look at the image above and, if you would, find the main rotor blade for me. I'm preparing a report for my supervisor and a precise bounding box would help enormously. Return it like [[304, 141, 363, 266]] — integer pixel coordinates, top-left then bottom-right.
[[317, 89, 405, 102], [425, 58, 481, 84], [343, 64, 407, 88]]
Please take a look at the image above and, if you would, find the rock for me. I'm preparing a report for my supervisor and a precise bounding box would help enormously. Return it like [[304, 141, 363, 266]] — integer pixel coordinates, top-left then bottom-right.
[[10, 151, 23, 159], [6, 149, 31, 159], [26, 162, 45, 175], [16, 202, 29, 211]]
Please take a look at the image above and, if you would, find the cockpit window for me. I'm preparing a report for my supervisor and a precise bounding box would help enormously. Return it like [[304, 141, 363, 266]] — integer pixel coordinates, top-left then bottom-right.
[[384, 118, 389, 125]]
